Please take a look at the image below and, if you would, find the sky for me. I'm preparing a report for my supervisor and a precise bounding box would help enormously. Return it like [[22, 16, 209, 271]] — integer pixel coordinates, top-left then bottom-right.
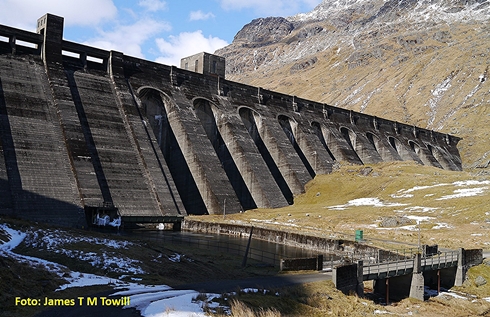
[[0, 0, 323, 66]]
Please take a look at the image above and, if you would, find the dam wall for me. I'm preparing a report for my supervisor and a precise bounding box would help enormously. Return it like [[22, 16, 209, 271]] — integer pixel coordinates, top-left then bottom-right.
[[0, 14, 462, 227]]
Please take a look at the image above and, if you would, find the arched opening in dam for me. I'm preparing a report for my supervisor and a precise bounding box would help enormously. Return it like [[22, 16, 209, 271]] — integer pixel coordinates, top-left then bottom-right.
[[426, 143, 456, 171], [278, 115, 315, 178], [311, 121, 336, 161], [388, 136, 400, 155], [340, 127, 364, 164], [366, 132, 381, 157], [193, 98, 256, 211], [239, 107, 293, 205], [139, 88, 207, 215]]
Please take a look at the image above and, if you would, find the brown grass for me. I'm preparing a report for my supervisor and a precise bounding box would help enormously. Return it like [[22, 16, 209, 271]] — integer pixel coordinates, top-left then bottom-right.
[[191, 161, 490, 250], [229, 299, 280, 317], [211, 278, 490, 317]]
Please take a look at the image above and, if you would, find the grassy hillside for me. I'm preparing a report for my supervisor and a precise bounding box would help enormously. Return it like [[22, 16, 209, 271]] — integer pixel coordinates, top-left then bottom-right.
[[193, 161, 490, 250]]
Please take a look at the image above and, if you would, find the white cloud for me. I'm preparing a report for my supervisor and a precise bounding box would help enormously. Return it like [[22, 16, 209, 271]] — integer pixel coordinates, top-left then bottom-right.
[[219, 0, 322, 16], [155, 31, 228, 67], [189, 10, 216, 21], [84, 19, 171, 58], [0, 0, 118, 30], [138, 0, 167, 12]]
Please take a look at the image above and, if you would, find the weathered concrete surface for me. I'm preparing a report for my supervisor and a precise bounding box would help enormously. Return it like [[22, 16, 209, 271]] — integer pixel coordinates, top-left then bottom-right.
[[409, 253, 424, 301], [0, 14, 463, 226], [182, 219, 386, 255]]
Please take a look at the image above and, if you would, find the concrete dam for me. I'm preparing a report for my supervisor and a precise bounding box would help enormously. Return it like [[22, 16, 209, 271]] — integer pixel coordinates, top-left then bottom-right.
[[0, 14, 462, 228]]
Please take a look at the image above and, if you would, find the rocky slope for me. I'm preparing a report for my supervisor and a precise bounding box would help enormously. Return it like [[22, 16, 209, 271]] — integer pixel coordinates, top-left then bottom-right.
[[216, 0, 490, 171]]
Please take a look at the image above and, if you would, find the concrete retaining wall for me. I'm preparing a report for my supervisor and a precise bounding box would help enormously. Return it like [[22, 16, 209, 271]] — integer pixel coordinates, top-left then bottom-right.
[[333, 263, 359, 295], [182, 219, 385, 255], [280, 255, 323, 271], [465, 249, 483, 267]]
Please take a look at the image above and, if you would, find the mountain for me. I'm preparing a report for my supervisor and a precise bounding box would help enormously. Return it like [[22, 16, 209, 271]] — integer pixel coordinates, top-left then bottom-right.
[[216, 0, 490, 172]]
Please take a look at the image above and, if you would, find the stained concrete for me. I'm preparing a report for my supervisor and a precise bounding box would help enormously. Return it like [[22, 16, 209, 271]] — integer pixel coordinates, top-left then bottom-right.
[[0, 14, 463, 227]]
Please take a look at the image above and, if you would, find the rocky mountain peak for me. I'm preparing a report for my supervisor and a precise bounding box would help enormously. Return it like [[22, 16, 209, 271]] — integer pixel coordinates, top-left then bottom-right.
[[233, 17, 294, 47]]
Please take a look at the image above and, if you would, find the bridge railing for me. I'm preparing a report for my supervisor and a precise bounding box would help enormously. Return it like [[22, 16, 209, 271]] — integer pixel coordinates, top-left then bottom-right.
[[342, 247, 417, 266], [421, 250, 459, 268], [363, 257, 414, 279], [362, 250, 459, 280]]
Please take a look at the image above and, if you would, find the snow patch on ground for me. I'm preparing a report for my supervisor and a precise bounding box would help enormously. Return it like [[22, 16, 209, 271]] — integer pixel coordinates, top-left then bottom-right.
[[432, 223, 453, 230], [25, 228, 134, 250], [20, 227, 145, 274], [454, 180, 490, 187], [327, 198, 407, 210], [0, 223, 222, 317], [0, 224, 26, 252], [390, 180, 488, 202], [436, 187, 489, 200], [395, 183, 451, 195], [395, 206, 439, 213], [405, 215, 435, 222]]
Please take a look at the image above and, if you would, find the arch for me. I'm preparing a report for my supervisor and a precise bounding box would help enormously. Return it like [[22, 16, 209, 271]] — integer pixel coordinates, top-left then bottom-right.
[[340, 127, 356, 150], [194, 99, 256, 210], [366, 132, 403, 162], [312, 122, 363, 164], [388, 136, 420, 162], [239, 107, 293, 204], [409, 140, 443, 169], [388, 136, 398, 152], [425, 143, 459, 170], [311, 121, 336, 161], [340, 126, 364, 164], [366, 132, 381, 156], [192, 96, 216, 108], [278, 115, 315, 178], [138, 87, 206, 215], [409, 140, 420, 154], [238, 106, 261, 142]]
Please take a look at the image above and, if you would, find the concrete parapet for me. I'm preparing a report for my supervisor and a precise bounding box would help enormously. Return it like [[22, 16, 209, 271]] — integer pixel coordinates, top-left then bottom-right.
[[333, 263, 360, 295], [280, 255, 323, 271]]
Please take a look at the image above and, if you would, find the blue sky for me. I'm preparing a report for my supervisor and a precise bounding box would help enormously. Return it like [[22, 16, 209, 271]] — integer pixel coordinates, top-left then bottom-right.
[[0, 0, 322, 66]]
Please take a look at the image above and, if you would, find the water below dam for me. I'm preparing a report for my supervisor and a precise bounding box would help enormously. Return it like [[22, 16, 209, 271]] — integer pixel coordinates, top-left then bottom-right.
[[127, 229, 336, 267]]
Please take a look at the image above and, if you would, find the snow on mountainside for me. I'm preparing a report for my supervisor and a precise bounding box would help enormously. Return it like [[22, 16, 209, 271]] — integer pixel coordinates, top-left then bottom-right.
[[290, 0, 490, 24], [216, 0, 490, 171]]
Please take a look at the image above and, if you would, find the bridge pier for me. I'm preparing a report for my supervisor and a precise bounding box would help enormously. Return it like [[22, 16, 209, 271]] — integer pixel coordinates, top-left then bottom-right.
[[357, 260, 364, 297], [409, 253, 424, 301], [455, 248, 465, 286]]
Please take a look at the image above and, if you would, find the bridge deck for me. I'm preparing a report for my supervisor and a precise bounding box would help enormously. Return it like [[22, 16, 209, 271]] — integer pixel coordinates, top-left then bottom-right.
[[362, 251, 459, 280]]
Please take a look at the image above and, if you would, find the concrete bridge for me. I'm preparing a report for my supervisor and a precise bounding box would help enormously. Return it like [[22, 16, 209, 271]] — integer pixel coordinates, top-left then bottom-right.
[[333, 247, 483, 302], [0, 14, 462, 228]]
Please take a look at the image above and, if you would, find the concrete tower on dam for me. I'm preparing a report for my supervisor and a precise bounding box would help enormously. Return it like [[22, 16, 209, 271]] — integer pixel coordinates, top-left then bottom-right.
[[0, 14, 462, 228]]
